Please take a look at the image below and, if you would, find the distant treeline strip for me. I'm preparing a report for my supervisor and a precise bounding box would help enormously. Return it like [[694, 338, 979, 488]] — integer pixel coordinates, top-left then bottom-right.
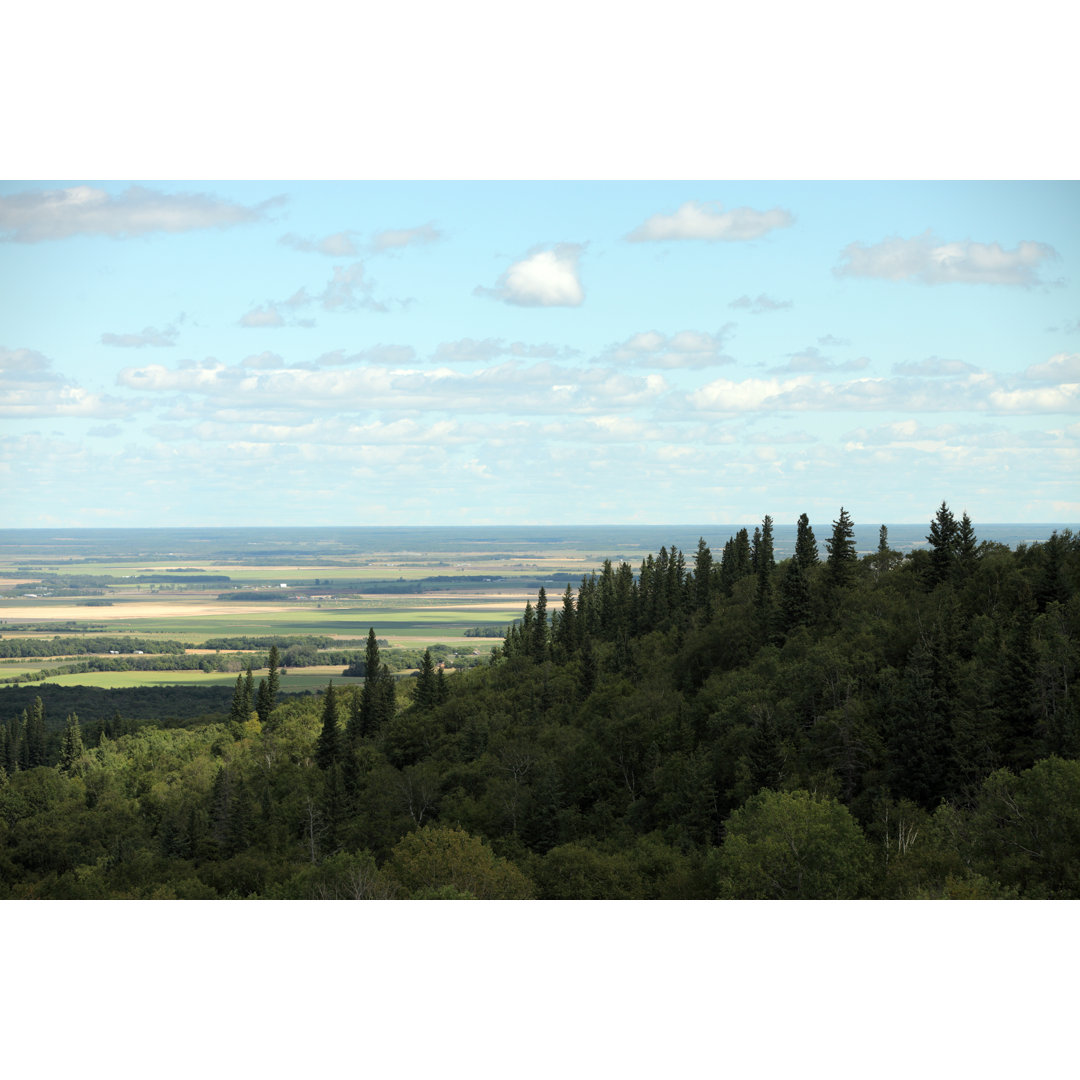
[[11, 573, 231, 590]]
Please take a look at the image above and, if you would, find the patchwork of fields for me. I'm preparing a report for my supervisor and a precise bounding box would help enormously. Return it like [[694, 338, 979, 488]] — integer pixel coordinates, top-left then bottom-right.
[[0, 529, 626, 689]]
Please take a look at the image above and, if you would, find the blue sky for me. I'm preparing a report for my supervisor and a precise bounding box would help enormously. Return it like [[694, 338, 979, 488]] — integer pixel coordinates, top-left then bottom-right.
[[2, 179, 1077, 527], [2, 0, 1078, 531]]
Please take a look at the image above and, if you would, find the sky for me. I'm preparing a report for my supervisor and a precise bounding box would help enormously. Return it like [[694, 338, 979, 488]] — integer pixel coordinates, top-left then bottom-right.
[[1, 3, 1077, 531], [3, 179, 1077, 528]]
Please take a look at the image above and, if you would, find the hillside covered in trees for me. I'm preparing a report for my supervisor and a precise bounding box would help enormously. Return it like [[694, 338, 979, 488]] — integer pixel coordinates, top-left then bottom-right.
[[1, 505, 1077, 899]]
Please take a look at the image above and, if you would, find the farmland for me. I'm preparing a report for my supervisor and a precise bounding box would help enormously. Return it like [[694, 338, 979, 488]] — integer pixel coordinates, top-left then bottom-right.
[[0, 525, 643, 689]]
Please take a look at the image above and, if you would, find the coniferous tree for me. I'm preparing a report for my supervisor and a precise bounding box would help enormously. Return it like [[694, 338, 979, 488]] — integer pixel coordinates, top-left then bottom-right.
[[27, 697, 46, 767], [315, 682, 341, 771], [927, 501, 959, 587], [57, 713, 83, 775], [377, 664, 397, 729], [795, 513, 820, 569], [957, 512, 978, 576], [693, 537, 713, 616], [825, 507, 857, 588], [780, 558, 811, 634], [243, 665, 254, 715], [358, 627, 381, 736], [228, 674, 249, 735], [555, 583, 577, 656], [533, 587, 548, 662], [415, 649, 437, 710]]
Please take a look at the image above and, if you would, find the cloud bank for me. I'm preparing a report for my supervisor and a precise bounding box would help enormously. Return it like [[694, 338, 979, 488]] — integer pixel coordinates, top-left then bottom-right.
[[0, 185, 282, 242], [835, 230, 1058, 286]]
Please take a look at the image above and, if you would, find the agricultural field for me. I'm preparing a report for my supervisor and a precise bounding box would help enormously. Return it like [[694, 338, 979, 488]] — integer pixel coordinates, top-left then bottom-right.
[[0, 526, 629, 689]]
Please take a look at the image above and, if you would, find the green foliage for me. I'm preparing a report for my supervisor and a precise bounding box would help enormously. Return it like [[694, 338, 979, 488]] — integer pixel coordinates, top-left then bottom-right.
[[708, 789, 874, 899], [388, 824, 535, 899]]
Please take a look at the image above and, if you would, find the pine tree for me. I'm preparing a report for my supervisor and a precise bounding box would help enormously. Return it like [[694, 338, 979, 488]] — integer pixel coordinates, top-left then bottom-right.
[[255, 646, 280, 724], [825, 507, 857, 588], [315, 681, 341, 770], [578, 636, 597, 700], [243, 665, 254, 716]]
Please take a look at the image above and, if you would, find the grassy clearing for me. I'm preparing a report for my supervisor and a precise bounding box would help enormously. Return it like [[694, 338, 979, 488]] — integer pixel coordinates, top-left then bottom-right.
[[37, 669, 372, 691]]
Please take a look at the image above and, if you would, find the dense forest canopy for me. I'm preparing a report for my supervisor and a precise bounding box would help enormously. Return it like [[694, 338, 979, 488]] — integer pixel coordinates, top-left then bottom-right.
[[1, 505, 1077, 899]]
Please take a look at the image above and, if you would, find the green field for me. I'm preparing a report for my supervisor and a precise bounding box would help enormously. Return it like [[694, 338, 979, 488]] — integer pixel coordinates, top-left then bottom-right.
[[0, 532, 575, 689]]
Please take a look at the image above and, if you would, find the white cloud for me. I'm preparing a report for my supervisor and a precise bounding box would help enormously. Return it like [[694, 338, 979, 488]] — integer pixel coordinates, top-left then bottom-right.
[[0, 185, 282, 242], [0, 347, 138, 418], [818, 335, 851, 347], [319, 262, 387, 312], [316, 345, 417, 366], [431, 338, 572, 364], [372, 223, 442, 251], [241, 351, 286, 370], [279, 231, 360, 256], [988, 384, 1080, 412], [240, 304, 285, 328], [476, 244, 585, 307], [892, 356, 980, 377], [600, 327, 736, 369], [729, 293, 793, 314], [835, 229, 1058, 286], [627, 201, 793, 242], [100, 325, 179, 348], [1023, 352, 1080, 382]]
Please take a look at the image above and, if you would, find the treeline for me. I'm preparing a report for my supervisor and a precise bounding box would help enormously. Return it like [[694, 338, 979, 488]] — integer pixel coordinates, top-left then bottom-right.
[[1, 504, 1077, 899], [9, 573, 231, 593], [0, 636, 188, 658]]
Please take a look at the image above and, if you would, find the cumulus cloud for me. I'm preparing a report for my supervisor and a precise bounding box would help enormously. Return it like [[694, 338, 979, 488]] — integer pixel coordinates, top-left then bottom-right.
[[769, 346, 869, 374], [431, 338, 573, 364], [100, 325, 179, 348], [115, 356, 667, 418], [475, 244, 585, 307], [1023, 352, 1080, 382], [372, 223, 442, 251], [279, 231, 360, 256], [893, 356, 980, 377], [0, 185, 283, 242], [1, 347, 138, 418], [835, 229, 1058, 286], [627, 201, 793, 243], [316, 345, 417, 366], [729, 293, 793, 314], [240, 305, 285, 328], [319, 263, 387, 313], [241, 352, 286, 370], [600, 327, 736, 369], [818, 334, 851, 347]]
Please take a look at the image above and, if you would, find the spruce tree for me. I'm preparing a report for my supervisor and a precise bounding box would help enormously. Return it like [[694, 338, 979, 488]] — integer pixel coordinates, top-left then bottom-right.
[[795, 513, 820, 568], [27, 697, 46, 767], [693, 537, 713, 616], [358, 627, 381, 736], [315, 681, 341, 771], [533, 587, 548, 661], [927, 501, 959, 587], [556, 583, 577, 655], [57, 713, 83, 775], [415, 649, 437, 710], [956, 512, 978, 576], [825, 507, 857, 588]]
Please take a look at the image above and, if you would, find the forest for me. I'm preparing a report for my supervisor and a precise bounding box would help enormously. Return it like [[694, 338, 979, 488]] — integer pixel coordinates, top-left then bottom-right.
[[1, 504, 1077, 899]]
